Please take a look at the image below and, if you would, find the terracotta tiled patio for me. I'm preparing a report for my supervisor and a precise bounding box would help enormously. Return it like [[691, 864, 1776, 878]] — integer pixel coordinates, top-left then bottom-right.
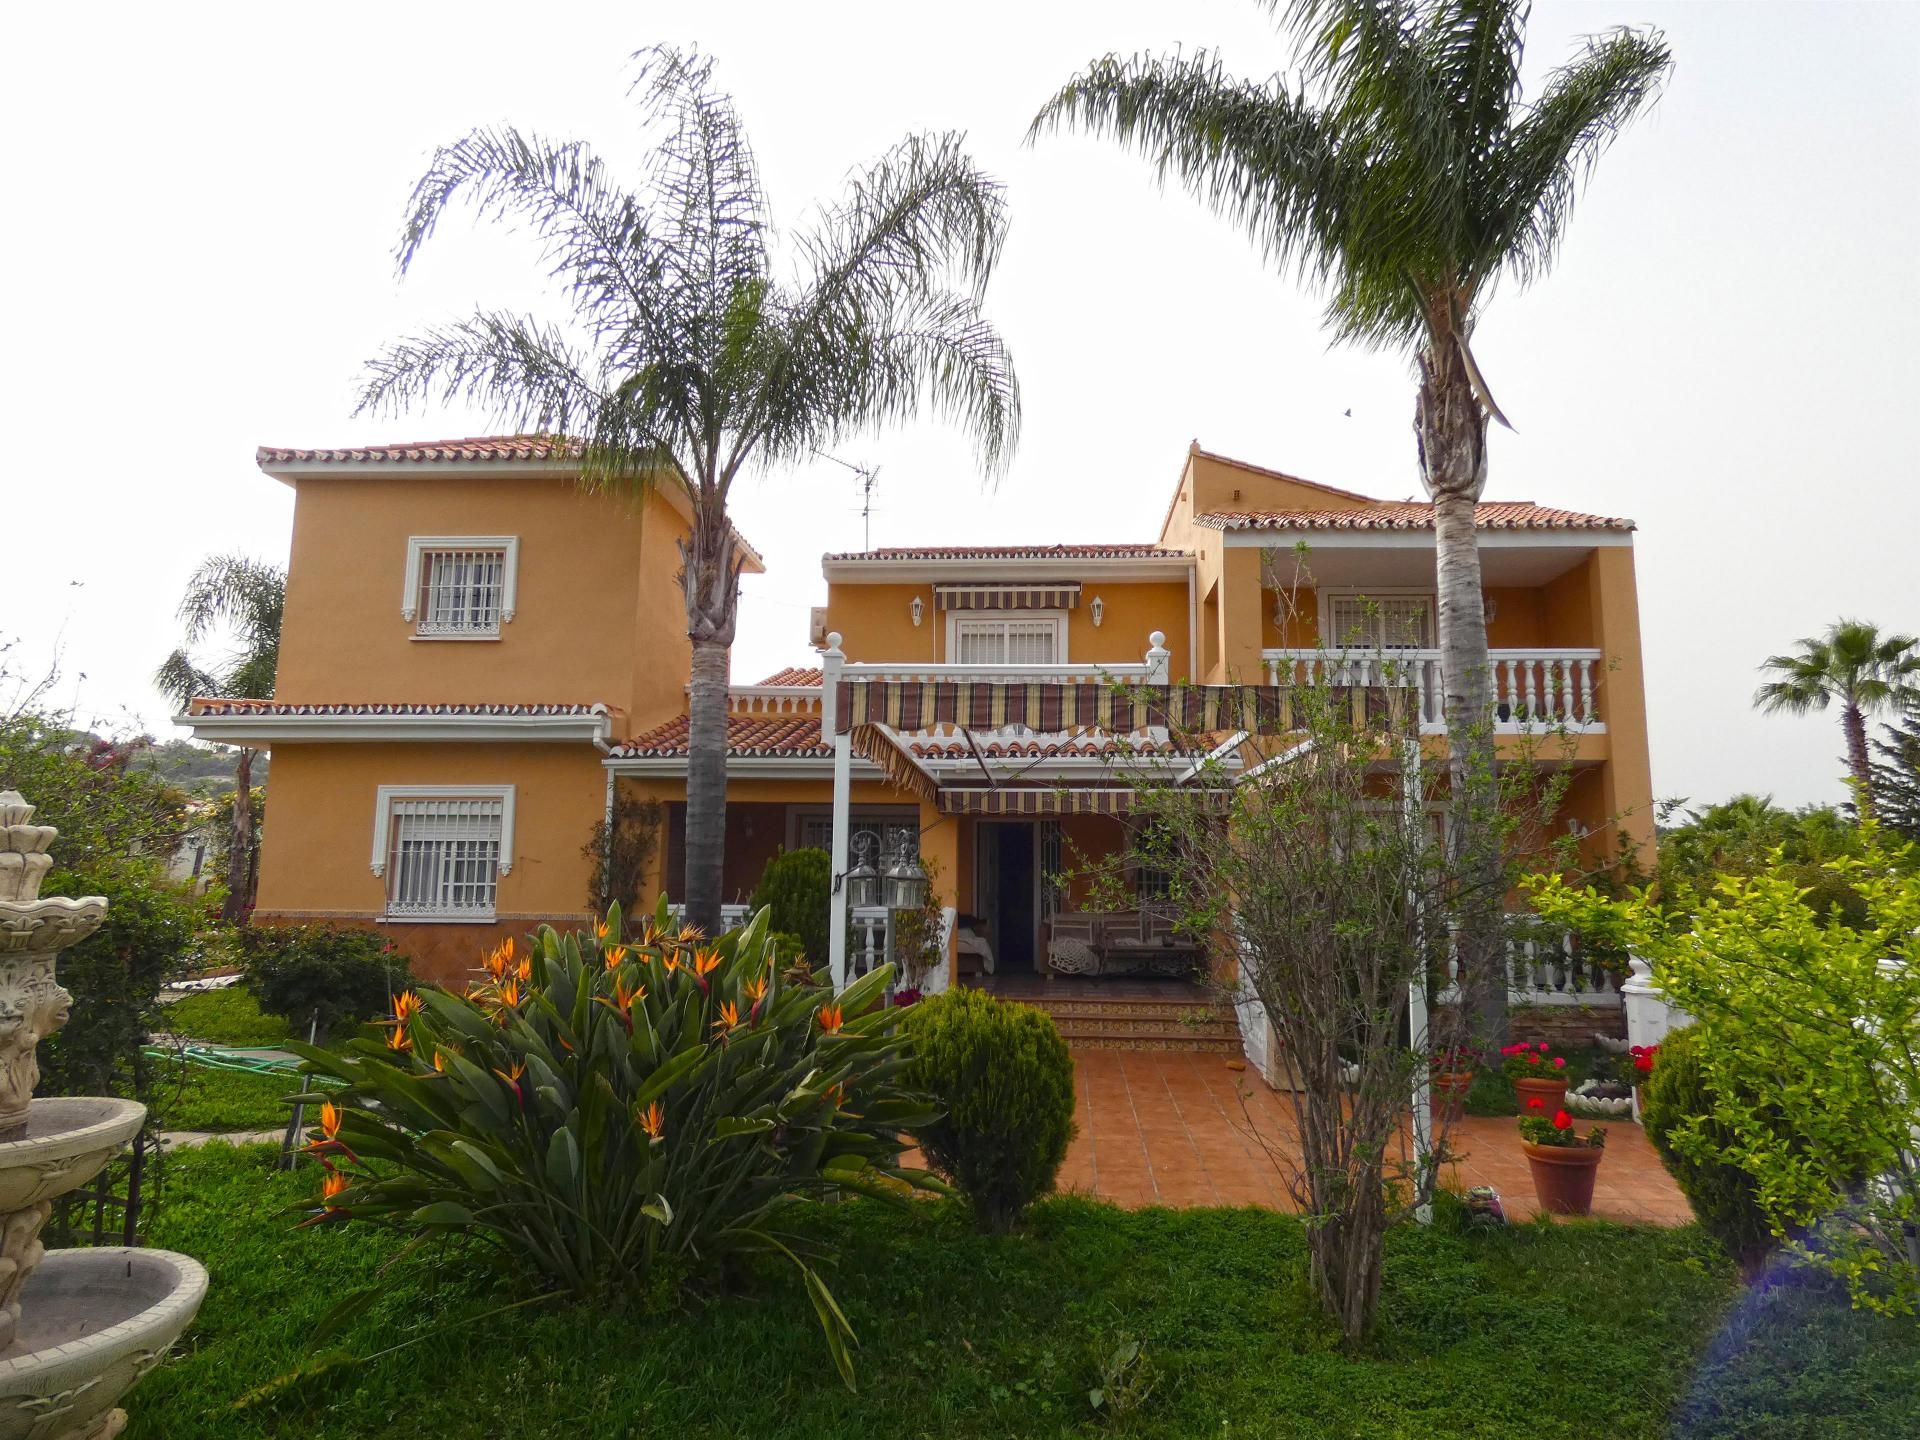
[[1059, 1048, 1693, 1225]]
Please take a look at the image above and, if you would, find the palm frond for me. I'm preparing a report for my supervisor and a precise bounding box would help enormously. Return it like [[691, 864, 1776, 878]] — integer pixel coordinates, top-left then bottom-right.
[[1490, 25, 1671, 284], [161, 553, 284, 706], [357, 311, 607, 433], [153, 650, 220, 711]]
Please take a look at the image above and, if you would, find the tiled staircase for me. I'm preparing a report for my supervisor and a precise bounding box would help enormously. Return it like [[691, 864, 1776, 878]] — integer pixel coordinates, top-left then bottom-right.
[[1016, 986, 1243, 1055]]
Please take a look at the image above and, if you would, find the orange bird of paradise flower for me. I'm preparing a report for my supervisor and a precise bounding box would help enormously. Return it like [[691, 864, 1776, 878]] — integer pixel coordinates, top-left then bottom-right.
[[432, 1048, 450, 1073], [693, 948, 723, 979], [817, 1003, 844, 1034], [714, 1000, 740, 1032], [516, 956, 533, 984], [637, 1100, 665, 1141], [496, 978, 522, 1009], [391, 990, 422, 1024], [675, 923, 704, 944], [483, 940, 513, 980], [604, 943, 629, 969], [662, 951, 681, 975], [386, 1025, 413, 1054], [595, 917, 613, 941], [743, 975, 767, 1004]]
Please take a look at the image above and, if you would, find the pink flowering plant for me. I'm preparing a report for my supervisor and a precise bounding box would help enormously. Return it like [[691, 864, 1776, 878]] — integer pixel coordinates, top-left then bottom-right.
[[1499, 1040, 1569, 1080]]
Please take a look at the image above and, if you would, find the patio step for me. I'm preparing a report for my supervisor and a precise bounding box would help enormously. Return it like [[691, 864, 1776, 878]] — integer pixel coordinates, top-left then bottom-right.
[[1029, 997, 1243, 1054]]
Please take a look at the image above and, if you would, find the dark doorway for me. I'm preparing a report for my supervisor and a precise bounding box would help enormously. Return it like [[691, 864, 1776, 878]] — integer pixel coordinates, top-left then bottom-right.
[[986, 823, 1038, 972]]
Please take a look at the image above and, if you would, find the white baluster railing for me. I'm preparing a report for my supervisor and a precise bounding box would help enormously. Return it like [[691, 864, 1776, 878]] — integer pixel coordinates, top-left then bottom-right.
[[1261, 648, 1604, 732], [1436, 917, 1624, 1007], [665, 902, 753, 933], [848, 907, 890, 982]]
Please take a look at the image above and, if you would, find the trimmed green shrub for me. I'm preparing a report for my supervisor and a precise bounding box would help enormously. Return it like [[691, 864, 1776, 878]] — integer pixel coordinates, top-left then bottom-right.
[[903, 987, 1076, 1233], [235, 923, 410, 1042], [291, 903, 937, 1388], [1641, 1025, 1776, 1281], [751, 848, 830, 969]]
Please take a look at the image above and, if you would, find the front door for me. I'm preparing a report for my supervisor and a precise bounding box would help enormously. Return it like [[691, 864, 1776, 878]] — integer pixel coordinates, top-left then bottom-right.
[[980, 823, 1038, 973]]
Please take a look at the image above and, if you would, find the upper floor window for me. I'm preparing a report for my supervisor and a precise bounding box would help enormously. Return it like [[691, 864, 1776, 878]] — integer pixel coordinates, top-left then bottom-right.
[[370, 785, 515, 921], [1322, 590, 1434, 651], [402, 536, 519, 639], [948, 613, 1067, 665]]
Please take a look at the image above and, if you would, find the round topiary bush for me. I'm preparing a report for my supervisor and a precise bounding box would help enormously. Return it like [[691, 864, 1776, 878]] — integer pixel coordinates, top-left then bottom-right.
[[902, 987, 1076, 1233], [751, 848, 831, 968], [1640, 1024, 1776, 1280]]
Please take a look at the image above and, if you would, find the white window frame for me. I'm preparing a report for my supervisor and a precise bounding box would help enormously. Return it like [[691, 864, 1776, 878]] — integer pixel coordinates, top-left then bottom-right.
[[370, 784, 516, 922], [1318, 587, 1436, 650], [402, 536, 520, 639], [944, 610, 1069, 665]]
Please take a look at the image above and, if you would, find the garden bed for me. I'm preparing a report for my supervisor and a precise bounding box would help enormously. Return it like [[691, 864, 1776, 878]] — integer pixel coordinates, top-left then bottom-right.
[[119, 1144, 1920, 1439]]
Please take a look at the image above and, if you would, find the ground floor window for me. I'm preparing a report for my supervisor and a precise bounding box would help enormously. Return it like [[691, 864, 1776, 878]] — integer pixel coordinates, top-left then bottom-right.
[[371, 786, 515, 921], [793, 808, 919, 868]]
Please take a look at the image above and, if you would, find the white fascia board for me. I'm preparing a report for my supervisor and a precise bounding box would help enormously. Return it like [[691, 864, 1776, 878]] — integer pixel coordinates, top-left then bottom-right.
[[177, 709, 613, 745], [260, 459, 580, 485], [822, 555, 1195, 584], [1221, 528, 1631, 550]]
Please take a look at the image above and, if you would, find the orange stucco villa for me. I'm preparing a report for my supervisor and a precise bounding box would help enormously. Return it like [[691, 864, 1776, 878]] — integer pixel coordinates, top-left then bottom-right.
[[181, 436, 1653, 1067]]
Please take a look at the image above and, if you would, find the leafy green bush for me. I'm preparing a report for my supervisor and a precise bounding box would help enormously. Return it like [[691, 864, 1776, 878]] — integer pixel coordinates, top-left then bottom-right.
[[40, 859, 201, 1099], [236, 924, 410, 1042], [902, 987, 1076, 1233], [290, 903, 937, 1387], [751, 848, 830, 970], [1640, 1025, 1777, 1281]]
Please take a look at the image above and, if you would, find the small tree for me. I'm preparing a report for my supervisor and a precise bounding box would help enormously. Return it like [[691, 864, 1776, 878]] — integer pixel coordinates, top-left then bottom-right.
[[1755, 619, 1920, 817], [750, 848, 831, 966], [1529, 831, 1920, 1314], [1871, 704, 1920, 843], [1088, 657, 1566, 1343], [583, 794, 664, 918]]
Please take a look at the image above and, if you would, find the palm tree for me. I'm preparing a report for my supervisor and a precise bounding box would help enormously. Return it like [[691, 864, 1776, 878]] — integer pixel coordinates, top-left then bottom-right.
[[1756, 620, 1920, 814], [359, 47, 1019, 935], [156, 554, 285, 922], [1032, 0, 1670, 1043]]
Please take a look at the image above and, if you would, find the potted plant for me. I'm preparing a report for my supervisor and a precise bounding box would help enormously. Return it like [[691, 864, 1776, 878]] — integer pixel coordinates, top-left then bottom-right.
[[1518, 1097, 1608, 1215], [1501, 1041, 1571, 1111], [1430, 1047, 1476, 1121]]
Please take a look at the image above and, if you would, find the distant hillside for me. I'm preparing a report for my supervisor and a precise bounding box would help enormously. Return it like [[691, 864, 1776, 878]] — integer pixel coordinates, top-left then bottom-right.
[[134, 738, 270, 797]]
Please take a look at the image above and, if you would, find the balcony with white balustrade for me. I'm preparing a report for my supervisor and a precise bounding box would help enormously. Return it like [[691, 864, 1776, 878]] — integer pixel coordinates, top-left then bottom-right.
[[1260, 648, 1606, 734]]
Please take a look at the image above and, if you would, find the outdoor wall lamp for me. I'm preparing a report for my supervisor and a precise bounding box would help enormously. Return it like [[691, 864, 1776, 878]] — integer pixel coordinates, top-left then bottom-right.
[[1090, 595, 1104, 627], [844, 833, 882, 910], [883, 841, 930, 911], [910, 595, 924, 628]]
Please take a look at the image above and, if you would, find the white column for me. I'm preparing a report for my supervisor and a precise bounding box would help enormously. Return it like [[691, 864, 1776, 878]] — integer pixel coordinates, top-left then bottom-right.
[[828, 731, 852, 991], [1622, 955, 1694, 1122]]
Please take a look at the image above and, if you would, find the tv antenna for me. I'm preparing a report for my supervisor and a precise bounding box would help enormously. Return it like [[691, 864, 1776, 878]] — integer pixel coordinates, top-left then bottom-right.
[[816, 451, 881, 551]]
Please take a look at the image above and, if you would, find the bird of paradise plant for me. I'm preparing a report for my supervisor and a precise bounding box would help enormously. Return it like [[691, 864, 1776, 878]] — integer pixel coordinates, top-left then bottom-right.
[[286, 897, 940, 1390]]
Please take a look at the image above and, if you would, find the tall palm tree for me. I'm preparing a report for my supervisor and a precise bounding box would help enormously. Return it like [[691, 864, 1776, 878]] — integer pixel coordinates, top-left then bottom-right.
[[156, 554, 285, 922], [1033, 0, 1670, 1043], [359, 47, 1019, 935], [1756, 619, 1920, 815]]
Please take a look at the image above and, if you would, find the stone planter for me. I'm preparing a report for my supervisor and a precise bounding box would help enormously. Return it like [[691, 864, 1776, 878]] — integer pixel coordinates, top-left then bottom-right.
[[1521, 1140, 1605, 1216], [1512, 1075, 1568, 1113], [0, 1247, 208, 1440]]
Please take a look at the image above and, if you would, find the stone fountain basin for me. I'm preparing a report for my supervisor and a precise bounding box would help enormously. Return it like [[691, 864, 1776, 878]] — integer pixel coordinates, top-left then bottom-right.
[[0, 1247, 207, 1440], [0, 1100, 145, 1213]]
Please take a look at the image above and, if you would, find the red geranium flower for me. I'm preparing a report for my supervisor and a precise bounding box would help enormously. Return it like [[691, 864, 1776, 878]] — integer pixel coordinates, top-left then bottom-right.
[[1552, 1056, 1566, 1069], [1634, 1054, 1654, 1073], [1527, 1096, 1546, 1110], [1527, 1053, 1541, 1065], [1536, 1042, 1550, 1052], [1552, 1109, 1573, 1131]]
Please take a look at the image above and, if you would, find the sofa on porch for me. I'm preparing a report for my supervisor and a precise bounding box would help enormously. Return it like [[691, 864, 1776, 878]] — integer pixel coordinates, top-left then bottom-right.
[[1046, 910, 1201, 978]]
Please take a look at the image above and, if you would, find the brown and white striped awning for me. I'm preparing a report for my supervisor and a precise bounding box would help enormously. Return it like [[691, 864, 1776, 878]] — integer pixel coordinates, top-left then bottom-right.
[[932, 582, 1081, 611], [939, 787, 1136, 816], [837, 680, 1296, 738]]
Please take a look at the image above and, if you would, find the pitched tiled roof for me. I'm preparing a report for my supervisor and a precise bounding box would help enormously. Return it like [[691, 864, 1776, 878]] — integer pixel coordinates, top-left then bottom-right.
[[185, 699, 605, 717], [257, 435, 579, 466], [824, 543, 1184, 562], [754, 667, 824, 687], [613, 713, 829, 758], [1195, 501, 1634, 532]]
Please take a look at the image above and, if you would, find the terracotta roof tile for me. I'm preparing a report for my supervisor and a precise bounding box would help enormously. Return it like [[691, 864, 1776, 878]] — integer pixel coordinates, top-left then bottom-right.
[[824, 543, 1185, 562], [185, 699, 604, 717], [614, 713, 828, 758], [1195, 501, 1634, 532], [256, 435, 579, 466], [753, 667, 824, 687]]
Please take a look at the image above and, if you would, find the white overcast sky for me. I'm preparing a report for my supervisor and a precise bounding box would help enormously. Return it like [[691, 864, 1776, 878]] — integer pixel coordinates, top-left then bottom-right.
[[5, 1, 1916, 812]]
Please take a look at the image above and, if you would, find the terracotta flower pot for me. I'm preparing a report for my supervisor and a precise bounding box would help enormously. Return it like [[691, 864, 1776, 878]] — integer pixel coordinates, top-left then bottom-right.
[[1432, 1072, 1474, 1121], [1513, 1075, 1569, 1113], [1522, 1139, 1605, 1216]]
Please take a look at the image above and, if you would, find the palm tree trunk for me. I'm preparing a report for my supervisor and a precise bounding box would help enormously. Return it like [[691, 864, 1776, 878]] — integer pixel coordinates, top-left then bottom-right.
[[1843, 701, 1874, 817], [1417, 337, 1506, 1049], [680, 492, 744, 937], [222, 748, 255, 925]]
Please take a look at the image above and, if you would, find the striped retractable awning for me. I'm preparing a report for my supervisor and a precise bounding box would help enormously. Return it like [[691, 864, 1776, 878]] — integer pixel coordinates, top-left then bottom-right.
[[836, 680, 1296, 738], [932, 583, 1081, 611], [939, 787, 1137, 816]]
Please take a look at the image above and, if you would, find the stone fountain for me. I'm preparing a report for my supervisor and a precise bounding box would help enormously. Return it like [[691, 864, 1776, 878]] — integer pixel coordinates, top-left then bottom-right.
[[0, 791, 206, 1439]]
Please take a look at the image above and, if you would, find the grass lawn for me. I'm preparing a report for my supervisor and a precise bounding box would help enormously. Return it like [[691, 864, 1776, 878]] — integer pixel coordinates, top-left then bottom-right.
[[122, 1144, 1920, 1440], [143, 1061, 307, 1133], [157, 987, 294, 1048]]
